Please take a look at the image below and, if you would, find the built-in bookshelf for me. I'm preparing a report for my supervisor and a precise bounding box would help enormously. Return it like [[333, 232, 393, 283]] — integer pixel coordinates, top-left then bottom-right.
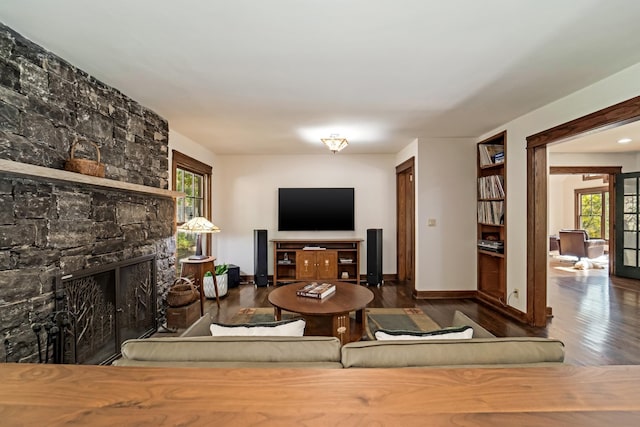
[[477, 131, 506, 307]]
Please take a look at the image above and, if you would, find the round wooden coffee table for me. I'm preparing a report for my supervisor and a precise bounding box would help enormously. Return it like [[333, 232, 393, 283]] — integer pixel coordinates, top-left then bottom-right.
[[268, 282, 374, 344]]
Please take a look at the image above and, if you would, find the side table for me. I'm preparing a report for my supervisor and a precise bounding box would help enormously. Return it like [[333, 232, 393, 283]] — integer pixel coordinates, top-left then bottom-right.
[[180, 256, 219, 315]]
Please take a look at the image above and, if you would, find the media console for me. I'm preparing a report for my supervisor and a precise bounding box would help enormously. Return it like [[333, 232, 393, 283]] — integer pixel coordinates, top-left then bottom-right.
[[272, 239, 362, 286]]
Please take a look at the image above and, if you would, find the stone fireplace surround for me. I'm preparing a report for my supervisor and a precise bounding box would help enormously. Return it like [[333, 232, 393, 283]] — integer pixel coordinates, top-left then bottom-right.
[[0, 23, 176, 363]]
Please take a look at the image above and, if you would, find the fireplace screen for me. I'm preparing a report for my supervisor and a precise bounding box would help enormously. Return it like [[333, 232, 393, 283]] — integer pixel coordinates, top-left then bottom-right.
[[55, 254, 157, 364]]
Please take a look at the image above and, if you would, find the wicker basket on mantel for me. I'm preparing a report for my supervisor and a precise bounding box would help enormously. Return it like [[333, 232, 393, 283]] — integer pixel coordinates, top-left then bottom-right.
[[64, 140, 105, 178]]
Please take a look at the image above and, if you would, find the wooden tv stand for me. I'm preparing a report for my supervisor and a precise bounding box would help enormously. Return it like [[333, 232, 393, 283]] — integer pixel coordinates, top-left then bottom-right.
[[272, 239, 362, 286]]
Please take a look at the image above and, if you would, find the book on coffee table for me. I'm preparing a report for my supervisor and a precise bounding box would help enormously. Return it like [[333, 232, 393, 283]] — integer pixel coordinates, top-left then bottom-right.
[[296, 282, 336, 299]]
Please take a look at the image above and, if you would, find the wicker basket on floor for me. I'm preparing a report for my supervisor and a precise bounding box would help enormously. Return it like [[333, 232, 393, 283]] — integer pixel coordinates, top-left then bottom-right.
[[166, 277, 199, 307]]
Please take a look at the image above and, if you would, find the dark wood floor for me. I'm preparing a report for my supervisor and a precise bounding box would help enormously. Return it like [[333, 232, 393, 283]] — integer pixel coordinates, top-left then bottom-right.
[[197, 262, 640, 366]]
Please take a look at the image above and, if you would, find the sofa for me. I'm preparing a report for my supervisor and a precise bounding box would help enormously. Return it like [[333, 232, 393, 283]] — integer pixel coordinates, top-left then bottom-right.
[[558, 229, 606, 259], [112, 310, 565, 368]]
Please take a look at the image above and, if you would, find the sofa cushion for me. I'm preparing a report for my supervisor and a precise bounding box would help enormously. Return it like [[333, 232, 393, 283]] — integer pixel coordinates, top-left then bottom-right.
[[115, 336, 342, 368], [374, 325, 473, 341], [210, 318, 305, 337], [341, 337, 565, 368], [450, 311, 495, 338]]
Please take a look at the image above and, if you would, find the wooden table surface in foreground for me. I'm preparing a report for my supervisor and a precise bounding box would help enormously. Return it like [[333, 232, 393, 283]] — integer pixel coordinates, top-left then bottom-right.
[[1, 364, 640, 426]]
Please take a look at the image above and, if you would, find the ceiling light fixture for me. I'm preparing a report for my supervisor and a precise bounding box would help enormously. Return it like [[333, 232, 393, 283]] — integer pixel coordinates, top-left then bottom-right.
[[617, 138, 632, 144], [321, 134, 349, 153]]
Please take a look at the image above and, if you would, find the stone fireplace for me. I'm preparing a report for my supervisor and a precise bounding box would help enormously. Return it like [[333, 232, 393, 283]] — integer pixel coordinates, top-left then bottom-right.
[[0, 23, 177, 363]]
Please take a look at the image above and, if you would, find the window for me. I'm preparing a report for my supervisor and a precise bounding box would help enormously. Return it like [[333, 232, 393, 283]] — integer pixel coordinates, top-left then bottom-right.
[[172, 151, 212, 261], [176, 169, 204, 222], [575, 186, 609, 240]]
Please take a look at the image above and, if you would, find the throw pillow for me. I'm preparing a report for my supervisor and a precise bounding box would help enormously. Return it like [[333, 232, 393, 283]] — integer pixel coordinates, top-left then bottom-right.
[[374, 325, 474, 341], [210, 318, 306, 337]]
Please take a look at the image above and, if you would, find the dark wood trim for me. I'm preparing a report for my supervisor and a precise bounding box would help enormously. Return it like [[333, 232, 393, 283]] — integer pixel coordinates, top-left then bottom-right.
[[527, 145, 548, 326], [477, 293, 529, 324], [172, 150, 213, 256], [382, 273, 397, 282], [395, 157, 414, 174], [172, 150, 212, 176], [414, 290, 477, 300], [550, 166, 622, 175], [527, 95, 640, 327], [610, 174, 617, 273], [527, 95, 640, 149], [396, 157, 415, 289]]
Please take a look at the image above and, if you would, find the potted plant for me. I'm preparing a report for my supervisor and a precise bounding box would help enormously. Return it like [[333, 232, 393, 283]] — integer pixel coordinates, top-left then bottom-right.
[[204, 264, 228, 298]]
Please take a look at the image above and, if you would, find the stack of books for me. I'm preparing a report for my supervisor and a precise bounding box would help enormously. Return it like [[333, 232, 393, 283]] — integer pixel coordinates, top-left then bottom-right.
[[296, 282, 336, 299]]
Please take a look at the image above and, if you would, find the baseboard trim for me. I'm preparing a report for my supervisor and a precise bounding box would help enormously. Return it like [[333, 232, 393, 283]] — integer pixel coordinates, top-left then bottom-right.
[[413, 290, 477, 299], [475, 293, 528, 323], [356, 274, 397, 284], [241, 274, 273, 285]]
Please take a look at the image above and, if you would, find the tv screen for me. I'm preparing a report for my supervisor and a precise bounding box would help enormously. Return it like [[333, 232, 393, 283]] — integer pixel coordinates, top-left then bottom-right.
[[278, 188, 355, 231]]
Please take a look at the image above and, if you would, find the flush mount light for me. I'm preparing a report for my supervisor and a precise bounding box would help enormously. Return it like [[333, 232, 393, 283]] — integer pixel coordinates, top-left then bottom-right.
[[617, 138, 632, 144], [321, 134, 349, 153]]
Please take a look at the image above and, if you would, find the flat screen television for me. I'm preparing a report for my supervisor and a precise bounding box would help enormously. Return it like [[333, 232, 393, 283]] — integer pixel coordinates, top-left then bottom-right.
[[278, 188, 355, 231]]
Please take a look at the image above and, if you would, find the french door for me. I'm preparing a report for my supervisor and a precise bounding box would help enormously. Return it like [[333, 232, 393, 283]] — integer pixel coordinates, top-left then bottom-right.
[[616, 172, 640, 279]]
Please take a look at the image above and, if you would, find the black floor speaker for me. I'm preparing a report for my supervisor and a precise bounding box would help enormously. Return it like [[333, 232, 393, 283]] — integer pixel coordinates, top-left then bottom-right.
[[227, 264, 240, 288], [253, 229, 269, 287], [367, 228, 383, 286]]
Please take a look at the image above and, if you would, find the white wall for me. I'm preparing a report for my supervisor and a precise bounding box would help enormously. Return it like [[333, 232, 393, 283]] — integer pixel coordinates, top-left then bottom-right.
[[548, 174, 608, 235], [481, 61, 640, 312], [416, 138, 477, 291], [213, 154, 397, 277]]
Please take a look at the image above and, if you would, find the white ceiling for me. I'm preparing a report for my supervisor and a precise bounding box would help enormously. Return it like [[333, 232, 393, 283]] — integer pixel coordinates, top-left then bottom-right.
[[548, 119, 640, 154], [2, 0, 640, 155]]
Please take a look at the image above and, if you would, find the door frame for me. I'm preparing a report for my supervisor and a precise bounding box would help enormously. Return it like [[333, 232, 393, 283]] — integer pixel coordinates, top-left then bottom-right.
[[396, 157, 415, 287], [615, 172, 640, 279], [549, 166, 620, 273], [527, 95, 640, 326]]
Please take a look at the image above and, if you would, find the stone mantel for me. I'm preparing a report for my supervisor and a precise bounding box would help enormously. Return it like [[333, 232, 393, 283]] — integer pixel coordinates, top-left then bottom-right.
[[0, 159, 184, 199]]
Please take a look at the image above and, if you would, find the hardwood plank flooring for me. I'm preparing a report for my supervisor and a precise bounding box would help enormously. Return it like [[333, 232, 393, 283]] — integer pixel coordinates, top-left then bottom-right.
[[190, 265, 640, 366]]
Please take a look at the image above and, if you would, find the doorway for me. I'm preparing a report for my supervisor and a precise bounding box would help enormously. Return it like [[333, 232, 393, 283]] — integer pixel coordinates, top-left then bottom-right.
[[396, 157, 415, 287], [548, 166, 620, 274], [527, 95, 640, 326]]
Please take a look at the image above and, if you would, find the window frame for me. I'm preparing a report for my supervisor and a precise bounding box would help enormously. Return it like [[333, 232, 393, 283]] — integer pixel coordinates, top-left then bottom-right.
[[172, 150, 213, 256], [574, 185, 609, 240]]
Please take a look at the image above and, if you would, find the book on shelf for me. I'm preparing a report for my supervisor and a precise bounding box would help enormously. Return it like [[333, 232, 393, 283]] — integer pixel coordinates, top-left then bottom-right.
[[477, 201, 504, 225], [478, 144, 505, 167], [296, 282, 336, 299], [477, 175, 505, 199]]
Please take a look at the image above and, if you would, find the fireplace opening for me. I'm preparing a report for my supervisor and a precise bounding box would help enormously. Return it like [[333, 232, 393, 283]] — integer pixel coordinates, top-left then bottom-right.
[[53, 254, 157, 365]]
